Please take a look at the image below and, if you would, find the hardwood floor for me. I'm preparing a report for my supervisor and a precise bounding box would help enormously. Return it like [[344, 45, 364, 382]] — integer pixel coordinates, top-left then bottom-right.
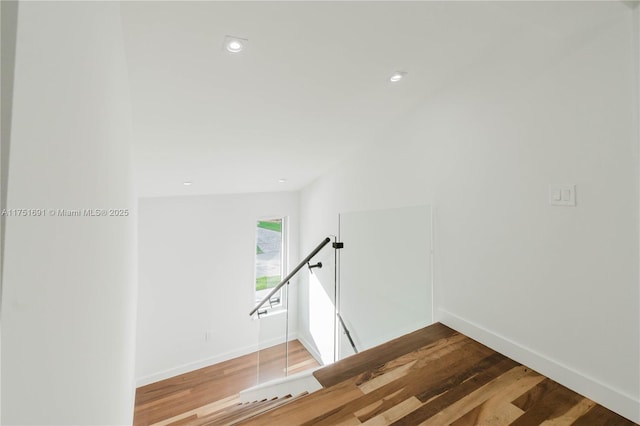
[[133, 340, 320, 426], [135, 325, 637, 425], [242, 323, 637, 426]]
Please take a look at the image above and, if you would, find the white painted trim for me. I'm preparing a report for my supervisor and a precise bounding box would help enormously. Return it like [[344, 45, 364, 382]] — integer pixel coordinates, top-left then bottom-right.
[[135, 333, 298, 388], [438, 309, 640, 423]]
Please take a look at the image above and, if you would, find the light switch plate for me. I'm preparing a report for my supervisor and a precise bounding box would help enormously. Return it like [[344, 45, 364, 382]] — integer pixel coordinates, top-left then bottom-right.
[[549, 184, 576, 206]]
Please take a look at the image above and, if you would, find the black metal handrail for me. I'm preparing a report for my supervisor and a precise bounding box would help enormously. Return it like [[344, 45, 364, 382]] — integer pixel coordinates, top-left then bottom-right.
[[249, 237, 331, 317]]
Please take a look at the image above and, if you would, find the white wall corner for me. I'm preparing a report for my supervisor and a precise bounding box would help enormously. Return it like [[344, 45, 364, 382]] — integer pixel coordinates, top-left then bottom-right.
[[438, 309, 640, 424], [296, 333, 325, 367]]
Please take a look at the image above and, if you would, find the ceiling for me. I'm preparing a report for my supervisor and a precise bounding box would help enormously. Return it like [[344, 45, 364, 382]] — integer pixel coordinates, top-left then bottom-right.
[[120, 1, 626, 198]]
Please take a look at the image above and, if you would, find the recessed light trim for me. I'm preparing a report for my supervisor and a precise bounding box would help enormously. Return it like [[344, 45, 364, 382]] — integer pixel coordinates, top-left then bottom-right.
[[223, 35, 247, 53], [389, 71, 407, 83], [183, 181, 193, 186]]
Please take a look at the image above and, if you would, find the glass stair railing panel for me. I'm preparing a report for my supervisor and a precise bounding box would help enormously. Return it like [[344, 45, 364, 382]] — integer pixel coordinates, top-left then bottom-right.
[[256, 287, 289, 384]]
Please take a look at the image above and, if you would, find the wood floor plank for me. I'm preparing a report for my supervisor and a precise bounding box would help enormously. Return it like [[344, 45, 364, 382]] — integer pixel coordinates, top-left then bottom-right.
[[416, 366, 532, 425], [389, 355, 520, 426], [362, 397, 423, 426], [354, 389, 405, 421], [197, 397, 290, 426], [240, 380, 365, 425], [134, 323, 638, 426], [357, 360, 417, 394], [451, 370, 545, 426], [450, 401, 524, 426], [449, 369, 545, 426], [300, 338, 499, 426], [570, 404, 638, 426], [413, 351, 510, 404], [510, 379, 585, 426], [334, 416, 364, 426], [133, 340, 319, 426], [353, 333, 469, 389], [313, 323, 458, 387], [539, 398, 596, 426], [165, 415, 198, 426], [152, 395, 240, 426]]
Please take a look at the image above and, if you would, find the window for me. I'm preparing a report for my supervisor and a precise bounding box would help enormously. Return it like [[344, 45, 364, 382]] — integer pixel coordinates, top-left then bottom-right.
[[254, 218, 286, 312]]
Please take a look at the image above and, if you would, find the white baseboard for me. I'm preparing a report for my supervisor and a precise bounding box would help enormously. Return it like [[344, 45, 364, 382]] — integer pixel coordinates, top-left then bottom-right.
[[135, 333, 298, 388], [438, 309, 640, 424], [296, 333, 325, 366]]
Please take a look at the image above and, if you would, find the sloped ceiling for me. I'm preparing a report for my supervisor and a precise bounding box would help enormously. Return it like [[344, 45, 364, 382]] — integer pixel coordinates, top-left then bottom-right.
[[121, 1, 626, 197]]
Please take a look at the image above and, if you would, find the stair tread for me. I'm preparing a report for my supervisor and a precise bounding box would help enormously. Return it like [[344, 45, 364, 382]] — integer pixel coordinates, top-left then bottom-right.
[[188, 398, 279, 426], [190, 392, 309, 426], [313, 322, 457, 388]]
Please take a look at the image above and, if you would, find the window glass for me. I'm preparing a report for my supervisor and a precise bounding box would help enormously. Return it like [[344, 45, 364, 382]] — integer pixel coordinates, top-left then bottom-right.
[[255, 218, 284, 310]]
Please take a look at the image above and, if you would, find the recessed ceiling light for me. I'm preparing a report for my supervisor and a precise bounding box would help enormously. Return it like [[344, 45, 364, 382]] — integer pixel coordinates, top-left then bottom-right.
[[278, 178, 287, 183], [183, 181, 193, 186], [223, 35, 247, 53], [389, 71, 407, 83]]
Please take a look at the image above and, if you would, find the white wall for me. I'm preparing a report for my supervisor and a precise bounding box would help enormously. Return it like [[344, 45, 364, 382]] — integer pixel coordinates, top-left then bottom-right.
[[136, 192, 299, 385], [299, 3, 639, 422], [1, 2, 137, 425]]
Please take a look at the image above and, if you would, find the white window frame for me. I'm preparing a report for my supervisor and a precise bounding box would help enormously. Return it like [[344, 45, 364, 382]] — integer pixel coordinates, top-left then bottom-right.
[[253, 216, 288, 316]]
